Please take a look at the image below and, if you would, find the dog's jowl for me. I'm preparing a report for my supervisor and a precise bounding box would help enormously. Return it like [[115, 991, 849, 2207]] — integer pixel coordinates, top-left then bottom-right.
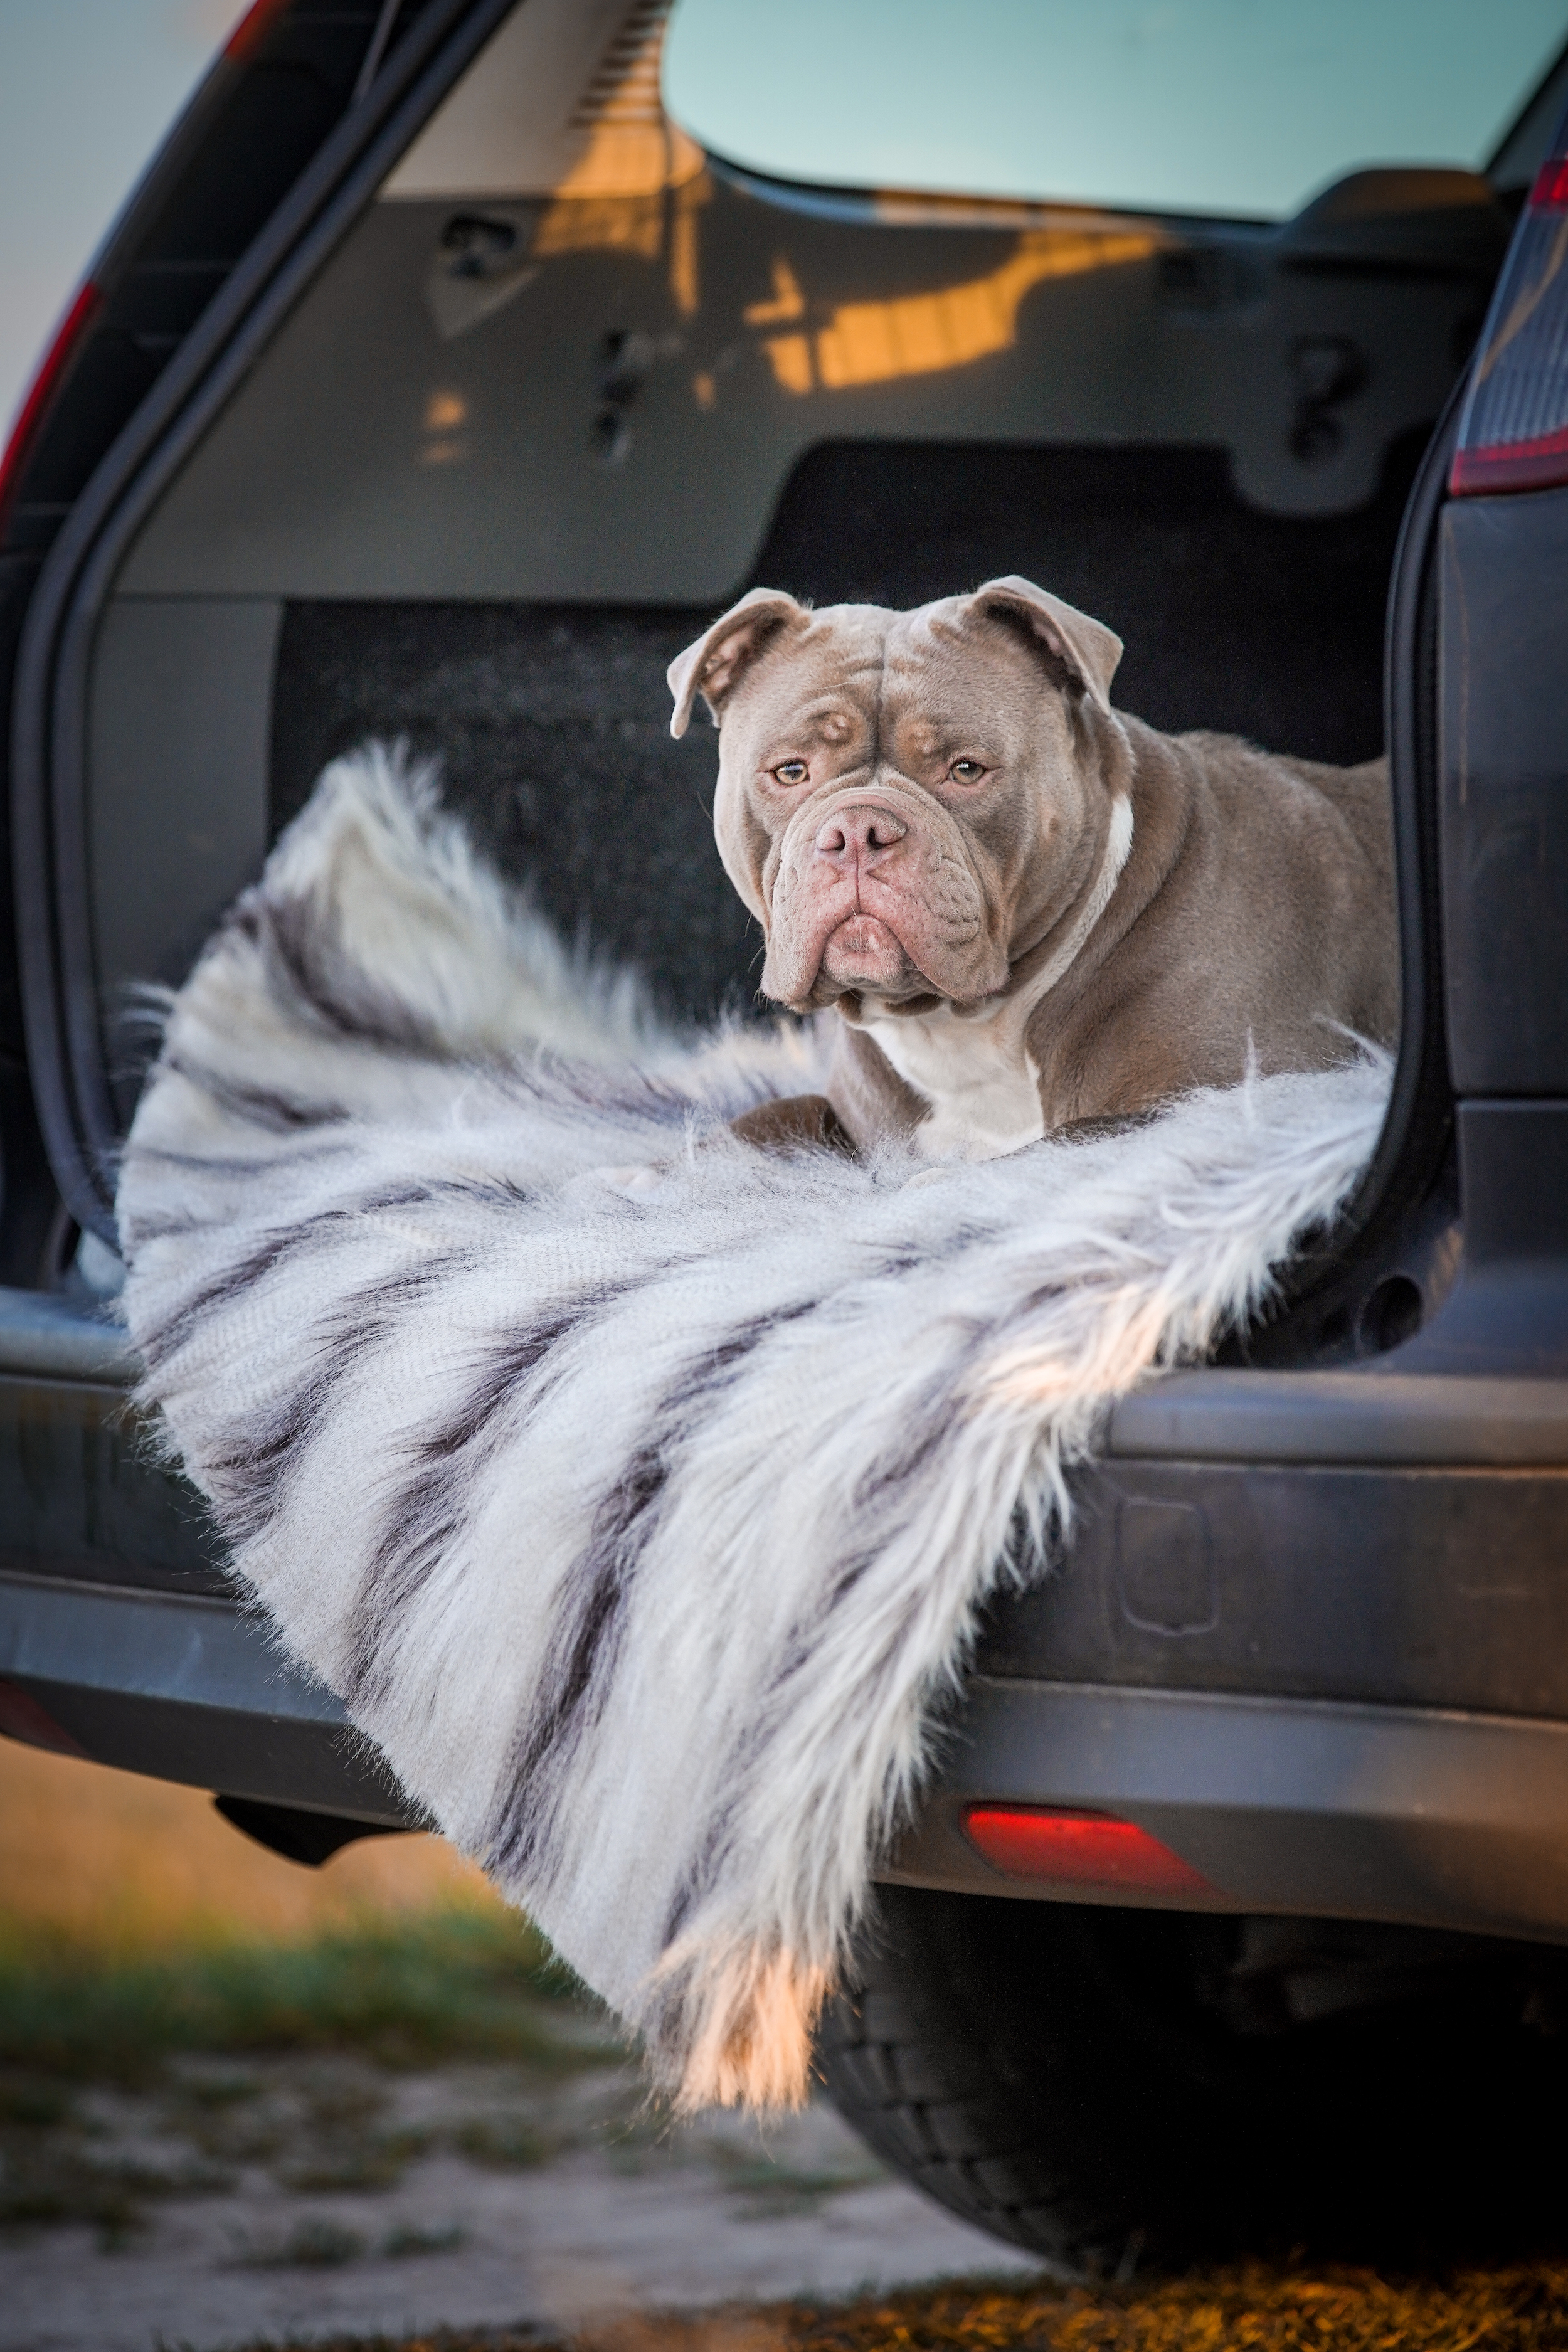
[[669, 576, 1396, 1162]]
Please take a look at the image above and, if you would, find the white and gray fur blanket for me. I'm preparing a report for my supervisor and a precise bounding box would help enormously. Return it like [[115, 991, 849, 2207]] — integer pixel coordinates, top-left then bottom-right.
[[117, 746, 1389, 2112]]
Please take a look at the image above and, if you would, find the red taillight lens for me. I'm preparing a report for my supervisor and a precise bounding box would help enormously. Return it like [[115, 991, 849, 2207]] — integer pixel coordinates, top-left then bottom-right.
[[963, 1804, 1211, 1895], [0, 280, 101, 541], [225, 0, 290, 59], [0, 1677, 86, 1758], [1531, 157, 1568, 211], [1451, 124, 1568, 496]]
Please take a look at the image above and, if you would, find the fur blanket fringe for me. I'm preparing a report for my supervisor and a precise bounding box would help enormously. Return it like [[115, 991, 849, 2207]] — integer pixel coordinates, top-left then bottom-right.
[[116, 746, 1390, 2112]]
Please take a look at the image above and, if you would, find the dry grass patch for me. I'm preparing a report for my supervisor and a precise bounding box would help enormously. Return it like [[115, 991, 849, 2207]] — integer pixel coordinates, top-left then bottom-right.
[[233, 2265, 1568, 2352], [773, 2268, 1568, 2352]]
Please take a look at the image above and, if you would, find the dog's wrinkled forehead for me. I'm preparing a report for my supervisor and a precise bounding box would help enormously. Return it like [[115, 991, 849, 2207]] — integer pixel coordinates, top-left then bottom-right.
[[740, 603, 893, 737], [667, 576, 1123, 744], [741, 604, 1031, 757]]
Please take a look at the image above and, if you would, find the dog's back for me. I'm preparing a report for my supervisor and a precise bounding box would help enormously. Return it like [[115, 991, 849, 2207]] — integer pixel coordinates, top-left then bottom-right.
[[1006, 720, 1397, 1133]]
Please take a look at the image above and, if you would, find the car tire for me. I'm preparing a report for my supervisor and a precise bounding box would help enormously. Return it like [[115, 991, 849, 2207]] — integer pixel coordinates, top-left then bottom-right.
[[817, 1885, 1568, 2271]]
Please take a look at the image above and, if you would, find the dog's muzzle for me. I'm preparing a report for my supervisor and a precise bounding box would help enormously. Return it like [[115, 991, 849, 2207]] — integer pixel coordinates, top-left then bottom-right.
[[761, 785, 993, 1009]]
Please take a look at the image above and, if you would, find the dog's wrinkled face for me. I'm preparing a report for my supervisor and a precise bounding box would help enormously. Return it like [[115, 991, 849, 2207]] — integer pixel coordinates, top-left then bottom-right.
[[668, 578, 1125, 1014]]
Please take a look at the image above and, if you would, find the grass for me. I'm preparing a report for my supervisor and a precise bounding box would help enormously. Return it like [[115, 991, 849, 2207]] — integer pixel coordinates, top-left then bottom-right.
[[0, 2126, 231, 2243], [0, 1905, 607, 2240], [0, 1734, 608, 2087], [0, 1734, 618, 2244], [0, 1905, 589, 2085], [225, 2215, 466, 2269], [455, 2112, 555, 2169]]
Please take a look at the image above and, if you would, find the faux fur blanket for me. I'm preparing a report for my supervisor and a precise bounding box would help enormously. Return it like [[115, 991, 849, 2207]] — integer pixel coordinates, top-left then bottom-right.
[[116, 747, 1389, 2112]]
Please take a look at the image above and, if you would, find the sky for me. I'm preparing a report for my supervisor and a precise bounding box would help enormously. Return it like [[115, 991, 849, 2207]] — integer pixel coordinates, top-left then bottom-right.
[[0, 0, 250, 442], [665, 0, 1568, 220]]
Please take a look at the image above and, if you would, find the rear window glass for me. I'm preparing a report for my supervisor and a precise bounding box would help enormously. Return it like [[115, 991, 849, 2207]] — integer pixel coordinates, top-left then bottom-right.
[[662, 0, 1567, 222]]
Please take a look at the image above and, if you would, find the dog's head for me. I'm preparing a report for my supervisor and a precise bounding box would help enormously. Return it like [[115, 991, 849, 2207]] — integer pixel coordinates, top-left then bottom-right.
[[668, 578, 1125, 1014]]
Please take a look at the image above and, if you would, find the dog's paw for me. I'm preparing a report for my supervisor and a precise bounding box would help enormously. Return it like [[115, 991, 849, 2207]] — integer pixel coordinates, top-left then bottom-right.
[[731, 1093, 856, 1157]]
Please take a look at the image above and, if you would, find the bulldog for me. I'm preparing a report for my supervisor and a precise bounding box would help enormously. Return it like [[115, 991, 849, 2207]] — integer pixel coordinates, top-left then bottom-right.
[[667, 576, 1397, 1162]]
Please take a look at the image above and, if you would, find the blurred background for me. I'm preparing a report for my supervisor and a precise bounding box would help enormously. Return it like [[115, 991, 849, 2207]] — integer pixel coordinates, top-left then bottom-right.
[[0, 1732, 492, 1956]]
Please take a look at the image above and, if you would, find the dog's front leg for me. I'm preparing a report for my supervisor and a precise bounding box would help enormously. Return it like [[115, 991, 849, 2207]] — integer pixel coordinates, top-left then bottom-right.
[[729, 1093, 856, 1156]]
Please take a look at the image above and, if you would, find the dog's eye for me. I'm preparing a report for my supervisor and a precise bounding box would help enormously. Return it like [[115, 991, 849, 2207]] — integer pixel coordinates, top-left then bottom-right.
[[949, 759, 988, 785], [772, 760, 810, 785]]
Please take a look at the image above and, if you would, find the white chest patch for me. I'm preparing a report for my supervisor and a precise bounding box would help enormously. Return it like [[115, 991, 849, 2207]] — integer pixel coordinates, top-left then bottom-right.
[[863, 794, 1135, 1163], [866, 1000, 1046, 1161]]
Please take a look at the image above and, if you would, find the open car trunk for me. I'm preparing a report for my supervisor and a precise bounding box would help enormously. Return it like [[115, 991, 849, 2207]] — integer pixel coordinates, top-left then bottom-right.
[[8, 0, 1508, 1284], [4, 0, 1568, 1957]]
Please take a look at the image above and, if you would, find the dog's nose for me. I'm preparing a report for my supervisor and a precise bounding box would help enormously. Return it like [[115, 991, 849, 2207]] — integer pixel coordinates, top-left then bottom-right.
[[814, 803, 908, 861]]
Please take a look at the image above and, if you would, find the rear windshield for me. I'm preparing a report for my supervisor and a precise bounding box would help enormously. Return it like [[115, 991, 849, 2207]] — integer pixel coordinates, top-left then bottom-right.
[[663, 0, 1567, 222]]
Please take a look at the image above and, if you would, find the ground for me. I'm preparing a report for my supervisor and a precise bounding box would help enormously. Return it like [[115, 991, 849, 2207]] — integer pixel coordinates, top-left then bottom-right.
[[0, 1739, 1030, 2351], [3, 1738, 1565, 2352]]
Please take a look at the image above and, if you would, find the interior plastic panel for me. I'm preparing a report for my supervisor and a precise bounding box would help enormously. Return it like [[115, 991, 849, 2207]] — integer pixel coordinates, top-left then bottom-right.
[[112, 174, 1481, 610], [1440, 485, 1568, 1096], [88, 596, 279, 1110], [381, 0, 701, 201]]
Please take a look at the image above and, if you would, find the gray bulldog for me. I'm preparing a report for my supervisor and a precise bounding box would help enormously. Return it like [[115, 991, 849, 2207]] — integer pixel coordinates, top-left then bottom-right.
[[668, 576, 1396, 1161]]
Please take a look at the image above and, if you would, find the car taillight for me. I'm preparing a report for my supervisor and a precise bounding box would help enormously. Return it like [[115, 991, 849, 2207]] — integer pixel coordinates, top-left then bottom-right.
[[0, 1677, 87, 1757], [1451, 125, 1568, 495], [0, 280, 101, 543], [225, 0, 290, 59], [963, 1804, 1211, 1895]]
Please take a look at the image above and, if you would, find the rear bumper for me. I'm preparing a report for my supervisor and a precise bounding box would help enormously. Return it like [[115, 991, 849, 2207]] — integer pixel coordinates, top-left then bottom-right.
[[977, 1367, 1568, 1717], [3, 1295, 1567, 1920], [893, 1676, 1568, 1946], [9, 1571, 1568, 1947], [0, 1570, 415, 1826]]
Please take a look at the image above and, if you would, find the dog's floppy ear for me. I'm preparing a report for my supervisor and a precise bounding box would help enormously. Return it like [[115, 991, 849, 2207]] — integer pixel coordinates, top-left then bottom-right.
[[667, 588, 805, 738], [970, 575, 1123, 716]]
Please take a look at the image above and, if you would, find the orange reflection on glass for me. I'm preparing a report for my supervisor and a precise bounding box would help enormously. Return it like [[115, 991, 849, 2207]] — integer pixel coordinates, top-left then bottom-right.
[[667, 174, 708, 317], [760, 227, 1156, 395], [744, 257, 806, 327], [534, 193, 665, 262], [532, 0, 706, 289], [421, 385, 469, 465]]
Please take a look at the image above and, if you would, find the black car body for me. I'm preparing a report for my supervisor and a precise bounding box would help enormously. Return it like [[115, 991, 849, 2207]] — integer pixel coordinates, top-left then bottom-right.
[[4, 0, 1568, 2262]]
